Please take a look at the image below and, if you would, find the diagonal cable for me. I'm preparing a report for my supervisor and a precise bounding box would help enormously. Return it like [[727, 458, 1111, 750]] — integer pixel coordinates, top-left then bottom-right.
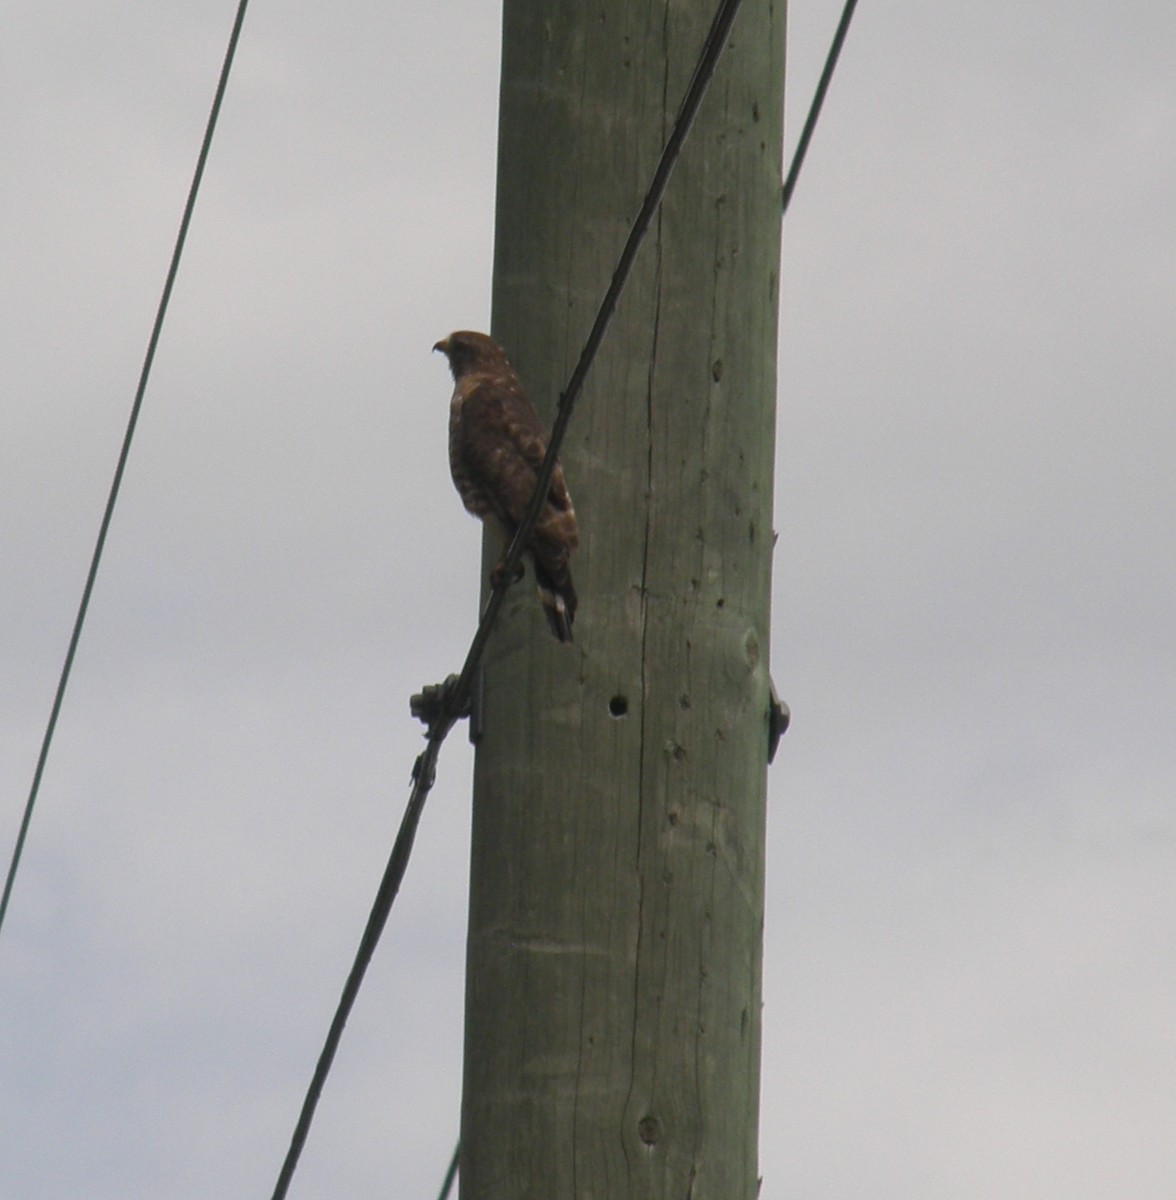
[[436, 1141, 460, 1200], [0, 0, 253, 942], [268, 1, 749, 1196], [781, 0, 860, 215]]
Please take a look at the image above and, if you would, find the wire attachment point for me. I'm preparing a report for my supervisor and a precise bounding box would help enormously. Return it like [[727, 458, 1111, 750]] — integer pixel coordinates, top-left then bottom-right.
[[767, 677, 790, 764], [410, 668, 483, 744]]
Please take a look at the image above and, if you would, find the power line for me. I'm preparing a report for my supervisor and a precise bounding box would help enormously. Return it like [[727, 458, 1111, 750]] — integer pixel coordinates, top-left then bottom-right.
[[0, 0, 253, 943], [267, 1, 749, 1196], [781, 0, 860, 215], [436, 1141, 460, 1200]]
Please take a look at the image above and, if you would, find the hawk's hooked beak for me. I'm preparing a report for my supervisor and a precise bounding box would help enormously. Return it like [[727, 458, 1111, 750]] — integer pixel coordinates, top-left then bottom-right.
[[433, 337, 450, 355]]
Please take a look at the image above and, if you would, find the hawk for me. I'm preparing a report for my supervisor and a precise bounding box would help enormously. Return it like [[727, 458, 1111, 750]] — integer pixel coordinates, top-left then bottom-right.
[[434, 330, 579, 643]]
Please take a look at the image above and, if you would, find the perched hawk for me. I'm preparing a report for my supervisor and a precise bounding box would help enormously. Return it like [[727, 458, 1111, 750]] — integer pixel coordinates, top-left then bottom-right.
[[434, 330, 579, 643]]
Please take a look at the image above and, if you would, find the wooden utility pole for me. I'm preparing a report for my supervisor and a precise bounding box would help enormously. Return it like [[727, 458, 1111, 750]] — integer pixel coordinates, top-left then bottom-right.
[[460, 1, 785, 1197]]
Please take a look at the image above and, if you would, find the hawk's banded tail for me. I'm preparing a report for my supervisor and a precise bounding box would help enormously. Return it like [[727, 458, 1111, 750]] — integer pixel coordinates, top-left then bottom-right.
[[532, 556, 577, 644]]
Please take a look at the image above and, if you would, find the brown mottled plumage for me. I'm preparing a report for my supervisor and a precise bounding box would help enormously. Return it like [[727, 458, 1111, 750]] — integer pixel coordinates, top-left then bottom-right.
[[433, 330, 579, 643]]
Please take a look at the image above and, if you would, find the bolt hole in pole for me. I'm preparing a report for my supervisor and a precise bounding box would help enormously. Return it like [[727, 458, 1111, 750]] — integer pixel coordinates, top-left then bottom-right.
[[637, 1114, 661, 1146], [608, 695, 628, 718]]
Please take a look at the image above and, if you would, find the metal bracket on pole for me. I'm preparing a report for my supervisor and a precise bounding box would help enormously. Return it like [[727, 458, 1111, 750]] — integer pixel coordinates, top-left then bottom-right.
[[767, 676, 790, 764], [410, 666, 484, 745]]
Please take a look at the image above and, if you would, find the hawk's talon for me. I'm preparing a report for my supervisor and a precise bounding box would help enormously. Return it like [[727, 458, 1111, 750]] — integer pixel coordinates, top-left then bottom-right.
[[490, 558, 526, 590]]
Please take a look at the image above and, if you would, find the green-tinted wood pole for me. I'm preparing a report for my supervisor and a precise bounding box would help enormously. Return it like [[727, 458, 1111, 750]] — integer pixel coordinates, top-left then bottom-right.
[[460, 1, 785, 1196]]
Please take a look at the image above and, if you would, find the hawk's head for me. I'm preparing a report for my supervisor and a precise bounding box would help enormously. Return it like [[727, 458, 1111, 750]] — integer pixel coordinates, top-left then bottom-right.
[[433, 330, 510, 381]]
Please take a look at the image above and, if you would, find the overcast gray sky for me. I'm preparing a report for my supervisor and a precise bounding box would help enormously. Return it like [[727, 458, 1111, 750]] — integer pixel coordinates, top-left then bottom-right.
[[3, 1, 1174, 1197]]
